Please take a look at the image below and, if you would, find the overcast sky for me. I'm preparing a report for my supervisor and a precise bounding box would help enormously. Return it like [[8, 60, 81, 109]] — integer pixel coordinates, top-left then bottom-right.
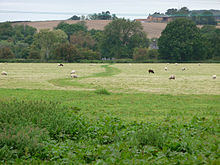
[[0, 0, 220, 22]]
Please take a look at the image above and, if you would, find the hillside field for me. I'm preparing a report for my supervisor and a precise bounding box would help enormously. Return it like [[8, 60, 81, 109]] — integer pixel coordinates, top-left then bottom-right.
[[0, 63, 219, 164]]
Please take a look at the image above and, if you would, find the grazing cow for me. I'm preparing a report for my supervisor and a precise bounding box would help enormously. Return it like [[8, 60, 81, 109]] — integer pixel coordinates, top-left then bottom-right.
[[148, 69, 154, 74], [169, 75, 175, 80], [58, 63, 64, 66]]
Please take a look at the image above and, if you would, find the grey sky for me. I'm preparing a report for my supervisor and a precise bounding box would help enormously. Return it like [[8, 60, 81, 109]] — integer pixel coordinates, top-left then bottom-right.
[[0, 0, 220, 22]]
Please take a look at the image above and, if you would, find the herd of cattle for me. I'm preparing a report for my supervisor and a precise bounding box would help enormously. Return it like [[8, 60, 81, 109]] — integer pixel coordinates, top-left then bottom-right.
[[0, 63, 217, 80]]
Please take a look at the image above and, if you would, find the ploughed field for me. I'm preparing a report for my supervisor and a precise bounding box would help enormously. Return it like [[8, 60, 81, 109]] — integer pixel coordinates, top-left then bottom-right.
[[0, 63, 219, 164]]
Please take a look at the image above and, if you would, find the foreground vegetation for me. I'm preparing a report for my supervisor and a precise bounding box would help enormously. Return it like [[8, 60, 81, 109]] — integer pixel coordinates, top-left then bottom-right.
[[0, 63, 219, 164], [0, 89, 219, 164]]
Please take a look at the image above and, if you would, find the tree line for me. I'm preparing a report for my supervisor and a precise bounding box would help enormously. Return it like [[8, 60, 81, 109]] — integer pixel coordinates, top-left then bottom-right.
[[0, 18, 220, 62]]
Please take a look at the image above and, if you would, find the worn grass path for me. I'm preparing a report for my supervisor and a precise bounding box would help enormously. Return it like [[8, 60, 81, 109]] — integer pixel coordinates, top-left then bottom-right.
[[48, 64, 121, 90]]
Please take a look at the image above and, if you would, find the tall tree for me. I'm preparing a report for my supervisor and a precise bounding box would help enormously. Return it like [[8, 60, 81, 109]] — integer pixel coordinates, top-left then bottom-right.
[[100, 19, 149, 59], [158, 18, 205, 61], [0, 22, 14, 40], [32, 29, 67, 60], [55, 22, 87, 39]]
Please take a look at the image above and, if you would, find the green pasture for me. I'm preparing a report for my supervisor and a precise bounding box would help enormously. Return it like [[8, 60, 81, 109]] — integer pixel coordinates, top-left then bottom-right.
[[0, 63, 220, 94], [0, 63, 219, 164]]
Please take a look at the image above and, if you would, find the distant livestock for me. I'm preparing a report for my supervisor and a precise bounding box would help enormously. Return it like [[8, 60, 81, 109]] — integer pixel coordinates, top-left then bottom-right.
[[175, 63, 178, 66], [213, 75, 217, 79], [169, 75, 175, 80], [1, 71, 7, 75], [71, 74, 78, 78], [164, 67, 168, 71], [182, 67, 186, 71], [71, 70, 76, 74], [148, 69, 154, 74], [58, 63, 64, 66]]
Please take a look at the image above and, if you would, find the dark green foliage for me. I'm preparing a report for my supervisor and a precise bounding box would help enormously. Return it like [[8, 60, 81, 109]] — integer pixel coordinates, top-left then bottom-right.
[[148, 49, 159, 59], [191, 11, 217, 25], [55, 21, 88, 39], [70, 31, 96, 49], [158, 18, 205, 61], [0, 89, 219, 164], [88, 11, 117, 20], [0, 47, 15, 59], [100, 19, 149, 59], [201, 26, 220, 59], [133, 47, 148, 61], [0, 22, 14, 40], [54, 43, 79, 62], [69, 15, 80, 20]]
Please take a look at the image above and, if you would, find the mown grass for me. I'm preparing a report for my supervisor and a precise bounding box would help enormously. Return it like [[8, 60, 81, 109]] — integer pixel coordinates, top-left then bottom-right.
[[0, 63, 220, 164]]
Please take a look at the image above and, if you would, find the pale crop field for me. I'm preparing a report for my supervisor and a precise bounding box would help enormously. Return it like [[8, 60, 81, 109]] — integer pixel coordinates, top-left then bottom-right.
[[0, 63, 220, 95]]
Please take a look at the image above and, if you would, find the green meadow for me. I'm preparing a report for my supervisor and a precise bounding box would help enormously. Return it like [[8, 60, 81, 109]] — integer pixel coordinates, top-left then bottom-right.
[[0, 63, 219, 164]]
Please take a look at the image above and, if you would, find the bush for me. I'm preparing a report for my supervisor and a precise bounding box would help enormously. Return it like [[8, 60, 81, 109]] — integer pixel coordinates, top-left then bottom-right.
[[95, 88, 111, 95], [133, 48, 148, 61], [0, 47, 15, 59], [148, 49, 159, 59]]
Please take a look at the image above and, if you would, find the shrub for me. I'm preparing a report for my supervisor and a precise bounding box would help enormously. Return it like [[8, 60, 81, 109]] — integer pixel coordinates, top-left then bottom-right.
[[0, 47, 15, 59], [133, 47, 148, 61], [95, 88, 111, 95]]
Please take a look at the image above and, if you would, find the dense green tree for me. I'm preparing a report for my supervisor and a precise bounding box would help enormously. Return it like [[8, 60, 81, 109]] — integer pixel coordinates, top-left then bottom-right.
[[13, 41, 29, 58], [100, 19, 149, 59], [197, 11, 217, 25], [88, 11, 117, 20], [69, 15, 80, 20], [13, 25, 37, 43], [133, 48, 148, 61], [54, 43, 80, 62], [158, 18, 205, 61], [32, 29, 67, 60], [70, 31, 96, 49], [0, 22, 14, 40], [0, 47, 15, 59], [55, 21, 88, 39], [165, 8, 178, 15]]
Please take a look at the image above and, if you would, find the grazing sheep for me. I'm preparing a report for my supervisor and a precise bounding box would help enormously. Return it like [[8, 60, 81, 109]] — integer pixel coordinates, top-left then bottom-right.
[[164, 67, 168, 71], [58, 63, 64, 66], [71, 70, 76, 74], [71, 74, 78, 78], [148, 69, 154, 74], [213, 75, 217, 79], [175, 63, 178, 66], [182, 67, 186, 71], [1, 71, 7, 75], [169, 75, 175, 80]]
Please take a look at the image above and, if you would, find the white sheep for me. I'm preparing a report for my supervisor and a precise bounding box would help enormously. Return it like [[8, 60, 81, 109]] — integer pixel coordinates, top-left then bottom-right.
[[169, 75, 175, 80], [71, 70, 76, 74], [213, 75, 217, 79], [71, 74, 78, 78], [1, 71, 7, 75], [164, 66, 168, 71], [175, 63, 178, 66], [198, 63, 200, 66], [182, 67, 186, 71]]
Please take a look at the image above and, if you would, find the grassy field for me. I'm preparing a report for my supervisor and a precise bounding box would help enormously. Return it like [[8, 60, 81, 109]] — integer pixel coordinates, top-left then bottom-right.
[[0, 63, 219, 164]]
